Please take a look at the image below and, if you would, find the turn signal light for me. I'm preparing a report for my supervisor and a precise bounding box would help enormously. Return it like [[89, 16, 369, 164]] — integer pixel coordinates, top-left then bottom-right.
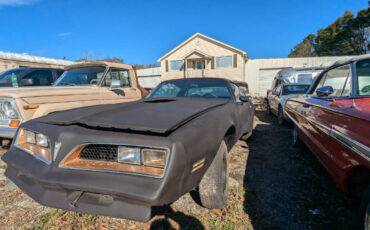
[[23, 104, 39, 110], [9, 120, 20, 127]]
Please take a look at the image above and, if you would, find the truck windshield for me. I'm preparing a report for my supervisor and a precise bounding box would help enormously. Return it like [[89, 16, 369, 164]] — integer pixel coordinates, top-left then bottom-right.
[[149, 79, 234, 100], [54, 67, 106, 86], [0, 69, 24, 84], [282, 85, 311, 95]]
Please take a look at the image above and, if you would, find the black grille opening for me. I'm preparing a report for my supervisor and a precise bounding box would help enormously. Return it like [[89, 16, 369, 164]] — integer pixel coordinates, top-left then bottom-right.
[[79, 144, 118, 162]]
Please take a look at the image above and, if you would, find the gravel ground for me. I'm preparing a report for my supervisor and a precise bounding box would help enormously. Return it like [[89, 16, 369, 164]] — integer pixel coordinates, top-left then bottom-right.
[[0, 110, 361, 229]]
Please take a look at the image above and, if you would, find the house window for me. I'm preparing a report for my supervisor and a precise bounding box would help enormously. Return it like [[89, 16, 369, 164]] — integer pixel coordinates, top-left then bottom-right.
[[170, 60, 184, 71], [216, 56, 232, 68]]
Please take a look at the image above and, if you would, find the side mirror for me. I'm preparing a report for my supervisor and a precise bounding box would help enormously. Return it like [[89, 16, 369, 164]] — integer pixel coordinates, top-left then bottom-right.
[[109, 79, 122, 90], [316, 86, 333, 97], [20, 78, 34, 86], [239, 95, 249, 102]]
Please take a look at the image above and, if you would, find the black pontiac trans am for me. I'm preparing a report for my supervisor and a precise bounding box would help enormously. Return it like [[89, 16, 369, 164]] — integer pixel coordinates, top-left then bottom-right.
[[2, 78, 255, 222]]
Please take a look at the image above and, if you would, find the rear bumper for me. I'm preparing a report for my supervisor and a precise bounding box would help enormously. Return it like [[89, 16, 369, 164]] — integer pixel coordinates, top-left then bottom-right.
[[0, 126, 17, 139]]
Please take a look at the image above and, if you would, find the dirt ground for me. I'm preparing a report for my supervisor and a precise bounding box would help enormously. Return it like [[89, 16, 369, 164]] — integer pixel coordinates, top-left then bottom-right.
[[0, 110, 361, 230]]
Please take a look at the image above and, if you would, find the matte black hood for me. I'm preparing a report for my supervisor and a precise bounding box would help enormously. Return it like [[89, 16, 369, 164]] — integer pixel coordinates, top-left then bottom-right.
[[35, 98, 229, 134]]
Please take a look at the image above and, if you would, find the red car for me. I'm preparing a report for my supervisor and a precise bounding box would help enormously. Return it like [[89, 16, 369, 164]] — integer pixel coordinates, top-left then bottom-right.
[[285, 55, 370, 228]]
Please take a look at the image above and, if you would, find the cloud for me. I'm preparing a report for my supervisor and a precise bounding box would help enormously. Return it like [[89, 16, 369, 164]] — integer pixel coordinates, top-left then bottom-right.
[[57, 32, 72, 37], [0, 0, 39, 6]]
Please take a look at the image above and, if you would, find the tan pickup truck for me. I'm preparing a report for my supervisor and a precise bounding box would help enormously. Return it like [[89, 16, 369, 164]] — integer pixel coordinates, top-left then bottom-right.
[[0, 61, 145, 144]]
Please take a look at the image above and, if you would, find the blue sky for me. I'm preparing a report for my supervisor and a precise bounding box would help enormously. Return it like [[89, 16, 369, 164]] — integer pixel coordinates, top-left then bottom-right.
[[0, 0, 367, 65]]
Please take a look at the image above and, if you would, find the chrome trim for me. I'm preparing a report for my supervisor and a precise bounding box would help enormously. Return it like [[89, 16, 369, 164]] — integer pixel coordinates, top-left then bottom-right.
[[59, 142, 171, 179], [14, 128, 52, 165], [0, 126, 17, 138], [330, 128, 370, 161], [300, 115, 370, 162], [306, 117, 331, 135]]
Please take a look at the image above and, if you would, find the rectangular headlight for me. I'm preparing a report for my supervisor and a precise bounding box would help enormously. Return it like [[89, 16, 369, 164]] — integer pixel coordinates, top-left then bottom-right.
[[15, 128, 51, 164], [36, 133, 49, 147], [117, 147, 141, 165], [24, 130, 36, 144], [142, 149, 167, 168]]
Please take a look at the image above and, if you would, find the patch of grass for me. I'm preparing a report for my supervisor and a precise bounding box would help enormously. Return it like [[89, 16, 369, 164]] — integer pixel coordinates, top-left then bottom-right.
[[0, 164, 6, 169], [40, 209, 59, 224]]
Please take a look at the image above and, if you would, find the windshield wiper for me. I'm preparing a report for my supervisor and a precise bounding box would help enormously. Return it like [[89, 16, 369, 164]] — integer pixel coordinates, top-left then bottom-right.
[[58, 82, 76, 86]]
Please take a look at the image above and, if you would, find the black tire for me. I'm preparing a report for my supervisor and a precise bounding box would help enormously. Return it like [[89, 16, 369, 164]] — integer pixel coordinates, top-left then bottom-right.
[[278, 105, 285, 125], [361, 186, 370, 230], [292, 126, 303, 147], [198, 140, 228, 209]]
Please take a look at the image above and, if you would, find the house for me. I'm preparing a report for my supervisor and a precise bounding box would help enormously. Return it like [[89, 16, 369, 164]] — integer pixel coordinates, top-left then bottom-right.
[[157, 33, 248, 81]]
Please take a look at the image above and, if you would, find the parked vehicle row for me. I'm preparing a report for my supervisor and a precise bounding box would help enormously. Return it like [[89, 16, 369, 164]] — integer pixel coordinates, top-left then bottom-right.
[[2, 77, 255, 221], [1, 54, 369, 226]]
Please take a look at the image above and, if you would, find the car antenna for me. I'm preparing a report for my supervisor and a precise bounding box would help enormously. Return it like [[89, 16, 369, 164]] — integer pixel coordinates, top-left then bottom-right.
[[350, 98, 356, 108]]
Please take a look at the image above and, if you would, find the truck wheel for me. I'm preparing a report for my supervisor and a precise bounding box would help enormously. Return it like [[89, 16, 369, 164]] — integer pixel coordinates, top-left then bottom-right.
[[361, 187, 370, 230], [199, 140, 228, 209], [278, 106, 285, 125]]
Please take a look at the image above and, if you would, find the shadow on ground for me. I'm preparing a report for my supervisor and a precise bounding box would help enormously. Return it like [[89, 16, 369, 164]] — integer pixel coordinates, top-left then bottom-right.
[[243, 110, 360, 230], [150, 206, 205, 230]]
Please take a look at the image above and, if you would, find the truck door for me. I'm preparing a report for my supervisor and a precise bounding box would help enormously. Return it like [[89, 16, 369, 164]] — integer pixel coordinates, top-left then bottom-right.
[[99, 68, 141, 104]]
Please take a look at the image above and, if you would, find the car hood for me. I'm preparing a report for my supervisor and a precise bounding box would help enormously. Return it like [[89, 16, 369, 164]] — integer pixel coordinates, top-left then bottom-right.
[[0, 86, 99, 99], [35, 97, 229, 134]]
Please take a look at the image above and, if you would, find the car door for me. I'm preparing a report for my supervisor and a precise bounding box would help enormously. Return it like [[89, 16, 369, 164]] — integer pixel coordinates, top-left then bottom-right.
[[230, 83, 253, 136], [99, 67, 141, 104], [304, 64, 352, 173], [270, 84, 282, 114]]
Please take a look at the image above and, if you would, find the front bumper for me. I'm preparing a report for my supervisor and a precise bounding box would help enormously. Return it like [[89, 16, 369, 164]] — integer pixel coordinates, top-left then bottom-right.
[[2, 128, 188, 222], [0, 126, 17, 139], [5, 164, 152, 221]]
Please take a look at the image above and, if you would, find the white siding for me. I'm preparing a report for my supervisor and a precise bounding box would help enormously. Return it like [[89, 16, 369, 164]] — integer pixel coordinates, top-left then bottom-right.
[[136, 67, 161, 88], [245, 56, 356, 97]]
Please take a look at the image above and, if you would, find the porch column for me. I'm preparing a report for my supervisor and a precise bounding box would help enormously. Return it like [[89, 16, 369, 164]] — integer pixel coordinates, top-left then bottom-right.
[[183, 58, 187, 78]]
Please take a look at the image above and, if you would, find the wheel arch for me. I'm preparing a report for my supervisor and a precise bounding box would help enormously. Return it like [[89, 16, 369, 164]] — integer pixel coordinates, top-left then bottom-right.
[[347, 165, 370, 200], [223, 125, 236, 151]]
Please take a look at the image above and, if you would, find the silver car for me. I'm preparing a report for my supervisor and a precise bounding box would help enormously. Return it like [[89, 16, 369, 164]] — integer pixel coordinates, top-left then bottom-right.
[[267, 83, 311, 125]]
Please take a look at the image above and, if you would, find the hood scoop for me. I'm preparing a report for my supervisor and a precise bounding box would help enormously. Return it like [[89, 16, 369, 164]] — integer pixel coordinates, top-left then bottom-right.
[[142, 99, 176, 103]]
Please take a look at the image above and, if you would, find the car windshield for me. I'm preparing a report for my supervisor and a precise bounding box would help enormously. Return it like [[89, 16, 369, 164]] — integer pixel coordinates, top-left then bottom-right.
[[282, 85, 310, 95], [0, 68, 24, 84], [149, 79, 234, 100], [54, 67, 106, 86]]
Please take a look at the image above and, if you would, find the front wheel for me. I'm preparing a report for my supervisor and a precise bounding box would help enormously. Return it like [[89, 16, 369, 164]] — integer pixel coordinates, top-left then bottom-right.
[[292, 126, 303, 147], [361, 187, 370, 230], [278, 106, 285, 125], [198, 140, 228, 209]]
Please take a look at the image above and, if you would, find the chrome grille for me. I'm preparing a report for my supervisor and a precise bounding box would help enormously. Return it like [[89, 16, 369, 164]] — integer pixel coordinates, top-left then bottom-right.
[[79, 144, 118, 162]]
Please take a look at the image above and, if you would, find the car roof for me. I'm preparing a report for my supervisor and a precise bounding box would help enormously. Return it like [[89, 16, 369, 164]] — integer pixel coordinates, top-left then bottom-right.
[[331, 54, 370, 67], [65, 61, 133, 70], [9, 67, 63, 71], [162, 77, 232, 84], [282, 83, 311, 86]]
